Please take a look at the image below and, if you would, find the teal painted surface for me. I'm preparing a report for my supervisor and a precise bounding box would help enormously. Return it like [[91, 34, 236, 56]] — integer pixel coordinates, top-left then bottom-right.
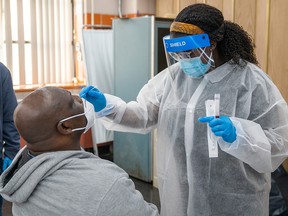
[[113, 17, 153, 182], [113, 17, 172, 182]]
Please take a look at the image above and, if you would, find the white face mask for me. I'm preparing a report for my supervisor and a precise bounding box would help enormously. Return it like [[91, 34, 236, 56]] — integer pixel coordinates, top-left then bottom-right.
[[60, 99, 95, 133]]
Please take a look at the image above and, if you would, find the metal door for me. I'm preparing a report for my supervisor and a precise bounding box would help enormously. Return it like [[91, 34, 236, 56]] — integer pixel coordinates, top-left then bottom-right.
[[113, 16, 153, 182]]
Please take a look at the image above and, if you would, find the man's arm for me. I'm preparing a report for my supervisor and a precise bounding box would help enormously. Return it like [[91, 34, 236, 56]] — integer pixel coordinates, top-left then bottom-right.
[[97, 176, 159, 216], [1, 64, 20, 160]]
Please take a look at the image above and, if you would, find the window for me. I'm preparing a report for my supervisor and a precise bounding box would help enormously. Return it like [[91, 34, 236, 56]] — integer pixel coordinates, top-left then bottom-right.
[[0, 0, 74, 87]]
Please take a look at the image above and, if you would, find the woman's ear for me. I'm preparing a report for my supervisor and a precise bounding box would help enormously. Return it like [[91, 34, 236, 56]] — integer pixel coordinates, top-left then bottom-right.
[[57, 121, 73, 135], [210, 42, 217, 51]]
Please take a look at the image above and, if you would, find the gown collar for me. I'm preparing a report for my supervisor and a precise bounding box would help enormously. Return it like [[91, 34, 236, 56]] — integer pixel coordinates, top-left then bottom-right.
[[205, 60, 238, 83]]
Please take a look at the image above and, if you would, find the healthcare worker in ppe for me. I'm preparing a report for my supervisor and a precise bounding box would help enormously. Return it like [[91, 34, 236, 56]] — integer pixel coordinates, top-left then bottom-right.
[[80, 3, 288, 216]]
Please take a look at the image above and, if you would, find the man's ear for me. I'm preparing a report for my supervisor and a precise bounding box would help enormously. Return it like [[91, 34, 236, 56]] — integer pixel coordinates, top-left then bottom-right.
[[57, 121, 73, 135]]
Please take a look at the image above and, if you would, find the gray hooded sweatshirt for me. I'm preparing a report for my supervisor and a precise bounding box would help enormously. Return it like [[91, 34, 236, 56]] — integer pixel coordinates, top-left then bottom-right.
[[0, 146, 159, 216]]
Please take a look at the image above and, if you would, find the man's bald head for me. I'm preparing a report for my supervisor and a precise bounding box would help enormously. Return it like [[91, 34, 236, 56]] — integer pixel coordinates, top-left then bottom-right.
[[14, 87, 85, 151]]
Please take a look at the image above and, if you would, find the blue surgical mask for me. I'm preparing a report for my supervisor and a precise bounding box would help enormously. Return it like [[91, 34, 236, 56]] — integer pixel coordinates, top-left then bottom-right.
[[179, 56, 211, 78]]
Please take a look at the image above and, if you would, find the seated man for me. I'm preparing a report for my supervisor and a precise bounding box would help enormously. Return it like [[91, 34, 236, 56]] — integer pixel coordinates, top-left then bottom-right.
[[0, 86, 159, 216]]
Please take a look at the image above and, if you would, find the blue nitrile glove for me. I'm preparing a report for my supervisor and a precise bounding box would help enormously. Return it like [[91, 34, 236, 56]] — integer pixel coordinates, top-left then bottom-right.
[[2, 156, 13, 172], [79, 86, 106, 112], [198, 116, 236, 143]]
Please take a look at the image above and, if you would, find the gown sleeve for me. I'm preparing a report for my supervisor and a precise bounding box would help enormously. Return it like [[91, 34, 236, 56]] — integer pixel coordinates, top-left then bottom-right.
[[99, 69, 168, 134], [218, 72, 288, 173]]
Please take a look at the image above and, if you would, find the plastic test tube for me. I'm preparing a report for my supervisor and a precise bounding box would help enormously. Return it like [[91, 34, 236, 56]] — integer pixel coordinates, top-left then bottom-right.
[[214, 94, 220, 118]]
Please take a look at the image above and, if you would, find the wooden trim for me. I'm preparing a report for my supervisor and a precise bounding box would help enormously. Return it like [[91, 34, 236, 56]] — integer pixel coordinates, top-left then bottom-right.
[[14, 82, 86, 92], [97, 141, 113, 148], [283, 159, 288, 174], [83, 13, 156, 27]]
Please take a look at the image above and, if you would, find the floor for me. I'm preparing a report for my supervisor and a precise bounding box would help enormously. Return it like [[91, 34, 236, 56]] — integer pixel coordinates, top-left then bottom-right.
[[131, 176, 161, 211]]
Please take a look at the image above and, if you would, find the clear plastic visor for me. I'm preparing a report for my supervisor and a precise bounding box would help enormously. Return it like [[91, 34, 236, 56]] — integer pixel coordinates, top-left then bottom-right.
[[163, 34, 214, 67]]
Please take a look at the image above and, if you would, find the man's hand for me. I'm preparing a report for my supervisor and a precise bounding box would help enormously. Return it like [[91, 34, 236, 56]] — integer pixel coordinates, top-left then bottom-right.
[[2, 156, 12, 172]]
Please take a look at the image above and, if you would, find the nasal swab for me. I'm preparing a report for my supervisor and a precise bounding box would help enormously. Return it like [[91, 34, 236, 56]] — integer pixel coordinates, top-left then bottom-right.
[[214, 94, 220, 118]]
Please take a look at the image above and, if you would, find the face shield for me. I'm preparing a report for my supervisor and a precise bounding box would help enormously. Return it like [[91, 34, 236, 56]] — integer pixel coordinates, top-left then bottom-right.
[[163, 34, 215, 77]]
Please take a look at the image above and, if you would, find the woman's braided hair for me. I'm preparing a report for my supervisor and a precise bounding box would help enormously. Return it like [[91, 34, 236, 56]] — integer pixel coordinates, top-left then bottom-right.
[[175, 3, 258, 66]]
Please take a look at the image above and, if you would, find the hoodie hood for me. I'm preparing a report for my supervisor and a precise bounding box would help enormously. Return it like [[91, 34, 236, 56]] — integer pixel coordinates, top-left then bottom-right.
[[0, 146, 92, 203]]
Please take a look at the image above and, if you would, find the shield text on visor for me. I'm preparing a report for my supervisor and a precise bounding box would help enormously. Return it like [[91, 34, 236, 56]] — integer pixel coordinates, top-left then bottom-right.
[[164, 34, 210, 53], [163, 34, 212, 65]]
